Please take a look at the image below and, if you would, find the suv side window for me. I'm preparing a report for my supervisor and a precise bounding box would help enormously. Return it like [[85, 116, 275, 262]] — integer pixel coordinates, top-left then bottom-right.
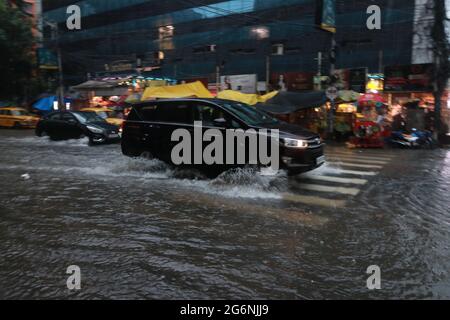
[[47, 113, 61, 120], [139, 102, 194, 124], [139, 104, 158, 122], [194, 103, 241, 128], [156, 102, 194, 124], [61, 113, 76, 122]]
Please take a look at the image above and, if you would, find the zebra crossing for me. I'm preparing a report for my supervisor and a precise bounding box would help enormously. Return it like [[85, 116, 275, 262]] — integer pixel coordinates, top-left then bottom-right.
[[282, 149, 395, 208]]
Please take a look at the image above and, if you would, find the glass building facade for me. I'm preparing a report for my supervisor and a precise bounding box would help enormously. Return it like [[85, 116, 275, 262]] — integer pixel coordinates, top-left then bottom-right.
[[42, 0, 416, 84]]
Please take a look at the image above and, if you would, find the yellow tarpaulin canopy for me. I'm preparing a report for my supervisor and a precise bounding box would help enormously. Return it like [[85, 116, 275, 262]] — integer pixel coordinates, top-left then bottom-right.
[[217, 90, 278, 106], [141, 81, 213, 100]]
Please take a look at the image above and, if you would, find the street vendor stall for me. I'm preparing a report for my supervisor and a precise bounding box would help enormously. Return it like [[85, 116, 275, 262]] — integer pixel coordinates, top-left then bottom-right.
[[347, 93, 387, 148]]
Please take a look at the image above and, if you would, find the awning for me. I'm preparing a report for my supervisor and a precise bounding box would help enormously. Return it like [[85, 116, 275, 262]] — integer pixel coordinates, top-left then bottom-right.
[[338, 90, 361, 103], [217, 90, 278, 106], [72, 80, 123, 90], [141, 81, 213, 100], [256, 91, 327, 114]]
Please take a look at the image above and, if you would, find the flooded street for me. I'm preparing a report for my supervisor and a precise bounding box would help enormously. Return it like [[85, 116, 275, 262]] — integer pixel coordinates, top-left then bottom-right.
[[0, 129, 449, 299]]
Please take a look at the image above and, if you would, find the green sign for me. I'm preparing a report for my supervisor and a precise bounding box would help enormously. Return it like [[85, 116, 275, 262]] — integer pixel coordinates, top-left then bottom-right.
[[38, 48, 58, 70], [316, 0, 336, 33]]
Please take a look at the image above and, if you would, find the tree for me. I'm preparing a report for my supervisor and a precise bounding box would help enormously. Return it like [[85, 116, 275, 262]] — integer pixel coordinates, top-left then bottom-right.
[[0, 1, 35, 102]]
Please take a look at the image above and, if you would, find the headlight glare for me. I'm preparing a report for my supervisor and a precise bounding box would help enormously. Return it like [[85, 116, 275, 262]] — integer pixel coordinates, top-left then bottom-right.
[[282, 138, 308, 148]]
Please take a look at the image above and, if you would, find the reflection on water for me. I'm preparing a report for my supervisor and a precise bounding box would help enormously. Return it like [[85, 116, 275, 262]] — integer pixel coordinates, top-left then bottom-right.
[[0, 131, 449, 299]]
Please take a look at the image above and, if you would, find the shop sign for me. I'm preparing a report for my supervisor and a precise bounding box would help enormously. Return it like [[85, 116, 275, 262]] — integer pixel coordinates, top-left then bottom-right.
[[271, 72, 314, 92], [109, 61, 134, 72], [366, 74, 384, 92], [332, 68, 367, 93], [348, 68, 368, 93], [220, 74, 257, 93], [384, 64, 433, 92]]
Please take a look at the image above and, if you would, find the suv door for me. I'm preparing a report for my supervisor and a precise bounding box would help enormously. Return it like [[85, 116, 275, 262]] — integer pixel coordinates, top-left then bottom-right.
[[153, 101, 195, 164], [43, 112, 62, 137], [193, 101, 243, 169], [60, 112, 82, 139]]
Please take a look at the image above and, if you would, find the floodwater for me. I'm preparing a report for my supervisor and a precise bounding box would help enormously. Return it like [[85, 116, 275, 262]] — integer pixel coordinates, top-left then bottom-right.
[[0, 129, 449, 299]]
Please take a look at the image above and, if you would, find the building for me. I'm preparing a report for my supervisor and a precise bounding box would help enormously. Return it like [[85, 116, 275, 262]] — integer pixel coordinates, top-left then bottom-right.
[[41, 0, 417, 86]]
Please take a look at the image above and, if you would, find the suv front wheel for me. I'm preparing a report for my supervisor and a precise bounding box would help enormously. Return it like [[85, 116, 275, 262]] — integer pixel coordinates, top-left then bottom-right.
[[121, 140, 143, 157]]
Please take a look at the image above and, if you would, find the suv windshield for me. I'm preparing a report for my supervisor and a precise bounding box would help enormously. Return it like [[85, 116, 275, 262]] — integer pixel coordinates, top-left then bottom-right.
[[73, 112, 106, 124], [221, 102, 279, 126]]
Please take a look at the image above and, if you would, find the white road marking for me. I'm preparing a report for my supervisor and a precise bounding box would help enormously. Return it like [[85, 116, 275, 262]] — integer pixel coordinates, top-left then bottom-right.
[[321, 167, 378, 176], [296, 183, 361, 196], [328, 161, 383, 169], [326, 156, 389, 165], [327, 152, 393, 161], [302, 174, 368, 185], [281, 193, 347, 208]]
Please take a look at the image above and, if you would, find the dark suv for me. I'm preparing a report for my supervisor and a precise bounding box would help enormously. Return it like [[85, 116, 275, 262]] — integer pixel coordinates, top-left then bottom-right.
[[121, 99, 324, 175]]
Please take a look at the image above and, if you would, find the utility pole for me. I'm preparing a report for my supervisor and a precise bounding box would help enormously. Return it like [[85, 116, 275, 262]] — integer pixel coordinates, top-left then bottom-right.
[[330, 34, 336, 74], [328, 33, 338, 139], [216, 65, 220, 94], [45, 20, 64, 110], [315, 51, 323, 90], [265, 55, 270, 93]]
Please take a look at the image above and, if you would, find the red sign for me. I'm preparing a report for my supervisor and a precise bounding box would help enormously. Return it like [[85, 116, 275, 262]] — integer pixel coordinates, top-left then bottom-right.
[[384, 64, 433, 92]]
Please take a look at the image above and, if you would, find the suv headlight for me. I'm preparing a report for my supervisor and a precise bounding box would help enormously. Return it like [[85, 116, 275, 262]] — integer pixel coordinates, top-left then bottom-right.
[[87, 125, 104, 134], [281, 138, 308, 148]]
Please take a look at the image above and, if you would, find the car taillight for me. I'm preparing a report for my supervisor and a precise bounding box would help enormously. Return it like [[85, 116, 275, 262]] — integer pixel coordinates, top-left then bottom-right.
[[119, 121, 125, 133]]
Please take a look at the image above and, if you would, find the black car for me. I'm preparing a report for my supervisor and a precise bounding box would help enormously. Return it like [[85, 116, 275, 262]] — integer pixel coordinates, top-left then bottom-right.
[[35, 111, 121, 145], [121, 99, 324, 175]]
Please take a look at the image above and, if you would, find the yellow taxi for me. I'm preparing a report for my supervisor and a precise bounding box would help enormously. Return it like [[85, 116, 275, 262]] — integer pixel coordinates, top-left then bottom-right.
[[0, 107, 40, 128], [80, 108, 124, 126]]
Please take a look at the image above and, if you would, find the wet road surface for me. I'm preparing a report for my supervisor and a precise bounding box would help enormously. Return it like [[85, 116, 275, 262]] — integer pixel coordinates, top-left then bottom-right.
[[0, 129, 449, 299]]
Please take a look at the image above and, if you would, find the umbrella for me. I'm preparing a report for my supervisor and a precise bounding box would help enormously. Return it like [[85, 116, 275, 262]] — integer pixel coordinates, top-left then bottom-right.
[[266, 91, 327, 108], [254, 102, 299, 115]]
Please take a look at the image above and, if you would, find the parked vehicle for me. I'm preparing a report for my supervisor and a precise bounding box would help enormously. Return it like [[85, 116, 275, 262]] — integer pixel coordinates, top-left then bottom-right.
[[0, 107, 40, 128], [388, 129, 436, 149], [35, 111, 121, 145], [80, 107, 124, 127], [121, 98, 325, 176]]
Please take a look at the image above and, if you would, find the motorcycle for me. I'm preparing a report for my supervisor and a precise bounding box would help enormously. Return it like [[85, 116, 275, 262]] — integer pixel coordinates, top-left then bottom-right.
[[388, 128, 436, 149]]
